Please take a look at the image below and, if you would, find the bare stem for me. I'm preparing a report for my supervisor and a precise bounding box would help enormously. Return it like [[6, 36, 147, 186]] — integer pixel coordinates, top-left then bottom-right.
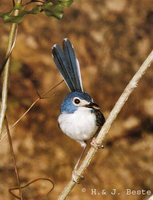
[[0, 0, 22, 138], [0, 80, 64, 143], [58, 50, 153, 200], [5, 117, 23, 200]]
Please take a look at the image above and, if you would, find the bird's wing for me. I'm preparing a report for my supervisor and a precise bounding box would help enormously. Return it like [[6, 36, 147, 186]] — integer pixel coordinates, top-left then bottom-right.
[[95, 110, 105, 127]]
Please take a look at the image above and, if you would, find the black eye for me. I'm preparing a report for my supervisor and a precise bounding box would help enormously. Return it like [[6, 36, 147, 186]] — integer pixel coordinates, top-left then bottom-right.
[[74, 98, 80, 104]]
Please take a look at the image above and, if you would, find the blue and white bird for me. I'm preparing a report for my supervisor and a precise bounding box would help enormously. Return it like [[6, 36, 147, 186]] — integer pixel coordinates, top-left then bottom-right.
[[52, 38, 105, 168]]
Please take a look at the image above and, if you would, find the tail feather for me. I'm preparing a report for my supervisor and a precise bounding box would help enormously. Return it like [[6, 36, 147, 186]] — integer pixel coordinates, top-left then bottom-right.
[[52, 38, 83, 92], [52, 44, 75, 91], [63, 38, 83, 92]]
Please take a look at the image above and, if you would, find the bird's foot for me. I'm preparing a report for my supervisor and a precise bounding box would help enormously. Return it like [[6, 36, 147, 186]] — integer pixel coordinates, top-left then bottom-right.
[[72, 169, 84, 183], [91, 137, 104, 150]]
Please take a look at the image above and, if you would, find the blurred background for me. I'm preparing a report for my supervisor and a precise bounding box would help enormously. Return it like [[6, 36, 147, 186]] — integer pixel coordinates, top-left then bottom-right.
[[0, 0, 153, 199]]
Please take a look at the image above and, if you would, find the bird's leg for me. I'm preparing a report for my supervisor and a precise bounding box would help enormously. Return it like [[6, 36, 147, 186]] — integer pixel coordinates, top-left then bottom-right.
[[72, 143, 87, 183], [74, 145, 87, 170]]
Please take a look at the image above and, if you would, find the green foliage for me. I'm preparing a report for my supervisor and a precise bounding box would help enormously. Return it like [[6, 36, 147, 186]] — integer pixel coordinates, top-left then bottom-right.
[[0, 0, 73, 23]]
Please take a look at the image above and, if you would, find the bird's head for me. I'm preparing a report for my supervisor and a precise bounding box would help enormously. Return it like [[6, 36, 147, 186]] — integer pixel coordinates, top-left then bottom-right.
[[61, 91, 100, 113]]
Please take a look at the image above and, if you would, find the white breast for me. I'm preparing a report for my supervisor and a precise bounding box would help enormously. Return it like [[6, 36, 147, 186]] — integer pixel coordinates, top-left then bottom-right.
[[58, 107, 98, 146]]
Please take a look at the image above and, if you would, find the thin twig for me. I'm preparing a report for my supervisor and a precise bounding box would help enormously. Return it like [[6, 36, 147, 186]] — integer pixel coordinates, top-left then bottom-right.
[[0, 80, 64, 143], [58, 50, 153, 200], [9, 177, 54, 199], [0, 27, 18, 75], [0, 0, 22, 138], [5, 116, 23, 200], [6, 115, 54, 200], [11, 79, 63, 128], [12, 0, 15, 6]]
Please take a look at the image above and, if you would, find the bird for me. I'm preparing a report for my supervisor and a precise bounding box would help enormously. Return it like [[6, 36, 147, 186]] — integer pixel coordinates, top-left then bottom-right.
[[51, 38, 105, 179]]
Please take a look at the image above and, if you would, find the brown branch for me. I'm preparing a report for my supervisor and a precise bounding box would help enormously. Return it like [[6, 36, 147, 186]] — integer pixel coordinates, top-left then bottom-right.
[[5, 116, 23, 200], [9, 177, 54, 199]]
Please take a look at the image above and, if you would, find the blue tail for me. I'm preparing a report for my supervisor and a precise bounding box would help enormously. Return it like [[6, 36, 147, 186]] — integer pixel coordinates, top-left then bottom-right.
[[52, 38, 83, 92]]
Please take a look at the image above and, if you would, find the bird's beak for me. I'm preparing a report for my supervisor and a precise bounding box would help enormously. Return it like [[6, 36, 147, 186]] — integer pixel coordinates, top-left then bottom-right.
[[85, 102, 100, 110]]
